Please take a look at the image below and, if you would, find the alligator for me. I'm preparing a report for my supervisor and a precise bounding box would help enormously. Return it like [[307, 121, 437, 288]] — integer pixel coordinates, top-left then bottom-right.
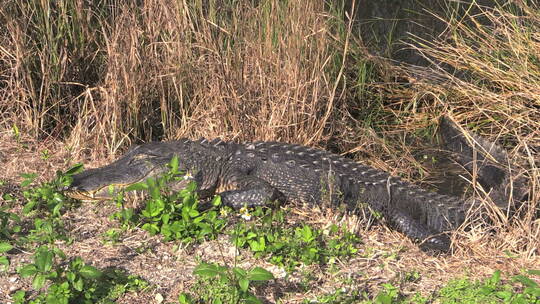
[[65, 116, 528, 253]]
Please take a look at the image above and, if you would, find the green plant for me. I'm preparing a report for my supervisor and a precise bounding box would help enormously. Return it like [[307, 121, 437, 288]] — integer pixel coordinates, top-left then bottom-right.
[[99, 269, 150, 302], [11, 290, 26, 304], [438, 270, 540, 304], [17, 165, 83, 245], [109, 188, 136, 230], [21, 164, 83, 216], [16, 245, 149, 303], [231, 207, 360, 271], [18, 246, 69, 290], [115, 156, 228, 243], [0, 193, 21, 269], [358, 283, 430, 304], [179, 261, 274, 304], [12, 124, 21, 142], [0, 241, 13, 271], [373, 283, 400, 304], [40, 149, 51, 160], [101, 228, 123, 244], [0, 205, 21, 239]]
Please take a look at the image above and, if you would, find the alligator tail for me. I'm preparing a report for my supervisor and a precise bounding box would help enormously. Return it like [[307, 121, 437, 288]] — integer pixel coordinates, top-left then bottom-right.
[[439, 115, 529, 208]]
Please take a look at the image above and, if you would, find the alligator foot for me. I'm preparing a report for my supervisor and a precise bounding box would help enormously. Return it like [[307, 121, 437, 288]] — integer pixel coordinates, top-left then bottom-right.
[[219, 175, 286, 209], [386, 208, 452, 253]]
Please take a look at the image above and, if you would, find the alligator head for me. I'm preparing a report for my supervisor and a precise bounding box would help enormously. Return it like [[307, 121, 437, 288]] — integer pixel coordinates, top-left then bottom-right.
[[65, 143, 178, 200]]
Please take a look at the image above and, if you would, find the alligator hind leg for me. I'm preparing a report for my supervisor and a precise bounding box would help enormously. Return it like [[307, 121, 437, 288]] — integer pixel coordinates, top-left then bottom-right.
[[386, 208, 451, 253], [218, 175, 285, 209]]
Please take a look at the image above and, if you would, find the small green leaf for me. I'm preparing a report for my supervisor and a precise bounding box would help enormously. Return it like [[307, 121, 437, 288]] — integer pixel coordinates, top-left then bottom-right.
[[52, 201, 63, 216], [183, 195, 196, 206], [125, 182, 149, 192], [0, 256, 9, 269], [0, 242, 13, 253], [489, 270, 501, 285], [524, 286, 540, 297], [108, 184, 116, 196], [233, 267, 247, 278], [162, 214, 170, 225], [212, 195, 222, 207], [513, 275, 539, 288], [184, 181, 197, 193], [65, 163, 84, 175], [170, 155, 179, 173], [52, 247, 66, 259], [12, 124, 19, 139], [239, 278, 249, 292], [73, 277, 84, 291], [142, 223, 160, 235], [495, 290, 513, 300], [249, 237, 266, 252], [178, 293, 193, 304], [188, 209, 200, 217], [298, 225, 314, 243], [20, 173, 37, 187], [2, 193, 15, 201], [35, 249, 54, 272], [12, 290, 25, 301], [374, 293, 392, 304], [193, 263, 221, 278], [247, 267, 274, 281], [66, 271, 75, 282], [243, 295, 263, 304], [22, 201, 37, 214], [18, 264, 38, 277], [79, 265, 102, 279], [32, 273, 46, 290]]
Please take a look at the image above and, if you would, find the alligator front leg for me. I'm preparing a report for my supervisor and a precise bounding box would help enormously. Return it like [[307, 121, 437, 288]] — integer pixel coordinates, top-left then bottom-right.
[[219, 176, 285, 209]]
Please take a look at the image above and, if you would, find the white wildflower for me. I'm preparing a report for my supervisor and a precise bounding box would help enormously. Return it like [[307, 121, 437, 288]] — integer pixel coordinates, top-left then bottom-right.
[[239, 206, 252, 221]]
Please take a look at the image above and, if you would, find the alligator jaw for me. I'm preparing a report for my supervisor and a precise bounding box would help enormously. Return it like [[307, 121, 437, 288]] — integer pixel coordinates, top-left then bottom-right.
[[64, 184, 126, 201], [64, 189, 98, 201], [65, 146, 172, 200]]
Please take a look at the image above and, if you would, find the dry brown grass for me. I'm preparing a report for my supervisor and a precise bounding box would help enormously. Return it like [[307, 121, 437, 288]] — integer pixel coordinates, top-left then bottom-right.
[[1, 0, 362, 155]]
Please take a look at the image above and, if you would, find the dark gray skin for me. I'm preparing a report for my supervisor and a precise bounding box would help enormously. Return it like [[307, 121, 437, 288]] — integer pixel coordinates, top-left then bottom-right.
[[66, 117, 528, 253]]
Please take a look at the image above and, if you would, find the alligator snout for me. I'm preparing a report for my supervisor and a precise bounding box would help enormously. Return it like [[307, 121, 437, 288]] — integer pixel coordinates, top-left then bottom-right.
[[63, 161, 159, 201]]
